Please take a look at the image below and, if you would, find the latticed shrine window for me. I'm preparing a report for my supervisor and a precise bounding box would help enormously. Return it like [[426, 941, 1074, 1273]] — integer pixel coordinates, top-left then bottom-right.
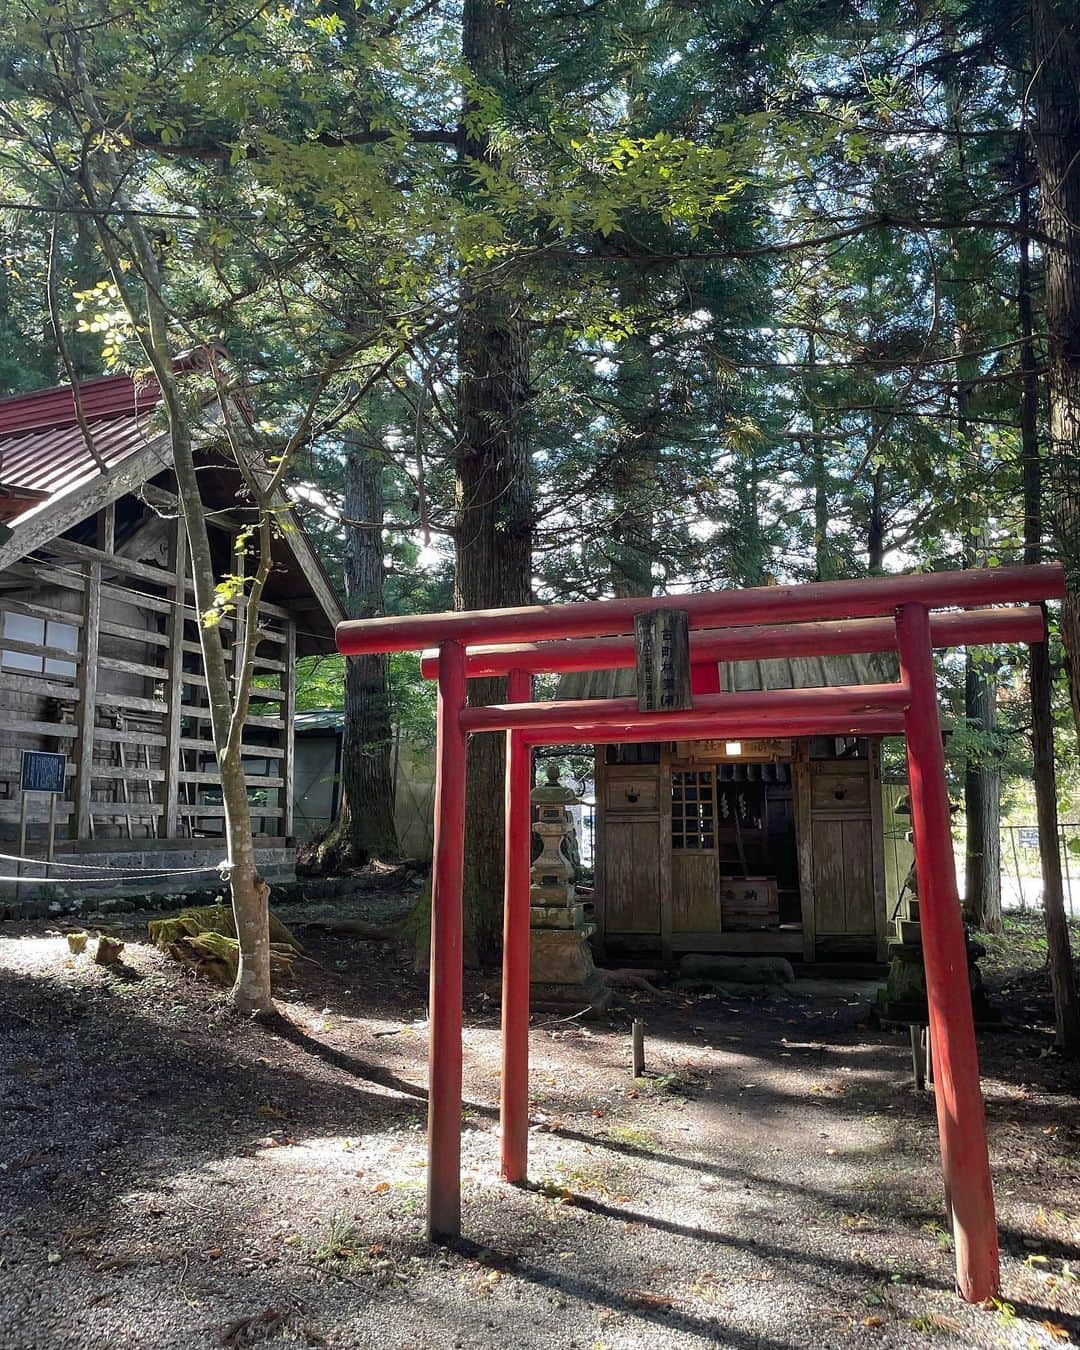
[[671, 769, 715, 850]]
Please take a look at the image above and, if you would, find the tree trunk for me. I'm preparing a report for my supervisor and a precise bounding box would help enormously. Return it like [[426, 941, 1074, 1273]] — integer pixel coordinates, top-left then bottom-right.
[[152, 352, 272, 1014], [321, 440, 398, 867], [221, 759, 272, 1013], [807, 333, 834, 582], [1019, 145, 1080, 1052], [963, 658, 1002, 932], [730, 438, 767, 586], [867, 463, 885, 573], [610, 329, 660, 598], [955, 299, 1002, 931], [455, 0, 533, 964], [70, 35, 275, 1014], [1032, 0, 1080, 745]]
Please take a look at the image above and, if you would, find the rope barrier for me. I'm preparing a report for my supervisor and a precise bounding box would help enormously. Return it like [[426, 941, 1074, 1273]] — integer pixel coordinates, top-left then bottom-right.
[[0, 851, 233, 885], [0, 851, 227, 874], [0, 874, 220, 884]]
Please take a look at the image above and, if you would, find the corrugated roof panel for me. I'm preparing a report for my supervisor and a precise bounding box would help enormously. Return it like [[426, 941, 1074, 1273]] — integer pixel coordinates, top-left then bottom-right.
[[556, 645, 899, 700], [0, 372, 163, 438], [0, 413, 165, 527]]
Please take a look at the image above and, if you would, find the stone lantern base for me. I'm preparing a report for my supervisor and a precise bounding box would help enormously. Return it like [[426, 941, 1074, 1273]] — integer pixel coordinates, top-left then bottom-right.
[[530, 926, 612, 1011]]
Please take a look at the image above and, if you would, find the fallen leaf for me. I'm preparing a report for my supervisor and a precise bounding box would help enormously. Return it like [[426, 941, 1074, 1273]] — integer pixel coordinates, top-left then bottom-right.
[[11, 1151, 50, 1172], [93, 1254, 137, 1273], [627, 1290, 675, 1310]]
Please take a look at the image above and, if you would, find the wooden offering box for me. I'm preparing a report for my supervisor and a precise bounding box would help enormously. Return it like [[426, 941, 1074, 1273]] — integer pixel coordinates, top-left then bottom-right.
[[719, 876, 780, 930]]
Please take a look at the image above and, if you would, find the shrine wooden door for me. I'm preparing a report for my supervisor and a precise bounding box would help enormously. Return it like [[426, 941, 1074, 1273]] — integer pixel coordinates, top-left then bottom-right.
[[670, 765, 722, 936]]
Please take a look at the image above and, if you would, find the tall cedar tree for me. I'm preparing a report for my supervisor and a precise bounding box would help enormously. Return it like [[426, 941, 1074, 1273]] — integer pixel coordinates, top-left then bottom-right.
[[455, 0, 533, 962]]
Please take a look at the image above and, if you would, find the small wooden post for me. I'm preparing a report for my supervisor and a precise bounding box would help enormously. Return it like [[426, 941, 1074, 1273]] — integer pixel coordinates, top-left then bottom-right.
[[15, 792, 29, 903], [631, 1019, 645, 1078], [925, 1022, 934, 1090], [910, 1024, 933, 1092], [47, 792, 57, 864]]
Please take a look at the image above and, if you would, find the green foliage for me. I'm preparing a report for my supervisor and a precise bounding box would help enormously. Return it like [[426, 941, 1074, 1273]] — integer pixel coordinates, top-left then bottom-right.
[[296, 651, 435, 746], [0, 0, 1074, 829]]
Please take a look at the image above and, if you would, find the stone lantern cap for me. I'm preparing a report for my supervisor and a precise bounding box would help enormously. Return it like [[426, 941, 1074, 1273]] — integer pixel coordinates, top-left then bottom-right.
[[531, 760, 579, 806]]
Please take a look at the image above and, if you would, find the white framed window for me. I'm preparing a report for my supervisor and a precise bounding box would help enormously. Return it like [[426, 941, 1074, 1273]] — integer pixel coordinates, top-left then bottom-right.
[[1, 612, 78, 679]]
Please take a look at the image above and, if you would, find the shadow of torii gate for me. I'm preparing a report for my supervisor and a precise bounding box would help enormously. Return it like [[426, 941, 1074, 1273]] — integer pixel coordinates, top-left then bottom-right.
[[337, 563, 1066, 1304]]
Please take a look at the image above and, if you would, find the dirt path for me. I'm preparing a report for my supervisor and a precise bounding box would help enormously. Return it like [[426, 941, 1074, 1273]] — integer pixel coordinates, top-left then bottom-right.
[[0, 909, 1077, 1349]]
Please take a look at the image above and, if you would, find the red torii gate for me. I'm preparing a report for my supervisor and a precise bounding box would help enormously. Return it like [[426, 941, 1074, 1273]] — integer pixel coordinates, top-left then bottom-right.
[[336, 563, 1066, 1304]]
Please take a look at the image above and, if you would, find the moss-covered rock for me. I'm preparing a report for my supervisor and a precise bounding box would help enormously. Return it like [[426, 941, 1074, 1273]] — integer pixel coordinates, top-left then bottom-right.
[[148, 904, 302, 953], [148, 904, 302, 988]]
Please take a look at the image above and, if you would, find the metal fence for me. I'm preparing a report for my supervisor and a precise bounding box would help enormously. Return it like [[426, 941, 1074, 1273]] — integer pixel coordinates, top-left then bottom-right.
[[572, 799, 596, 869], [1001, 823, 1079, 918]]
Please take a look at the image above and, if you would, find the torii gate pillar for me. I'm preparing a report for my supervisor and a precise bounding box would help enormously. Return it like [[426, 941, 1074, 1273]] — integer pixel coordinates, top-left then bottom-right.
[[897, 603, 999, 1301]]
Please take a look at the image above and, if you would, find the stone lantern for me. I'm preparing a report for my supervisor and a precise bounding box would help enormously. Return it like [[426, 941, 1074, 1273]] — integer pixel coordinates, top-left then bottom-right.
[[529, 761, 611, 1011]]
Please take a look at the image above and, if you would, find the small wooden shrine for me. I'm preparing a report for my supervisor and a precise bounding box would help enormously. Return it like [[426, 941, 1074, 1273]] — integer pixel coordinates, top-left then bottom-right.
[[570, 655, 911, 963]]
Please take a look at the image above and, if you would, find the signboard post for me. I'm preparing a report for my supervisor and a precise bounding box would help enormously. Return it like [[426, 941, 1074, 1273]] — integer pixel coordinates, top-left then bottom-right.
[[17, 751, 68, 898], [634, 609, 693, 712]]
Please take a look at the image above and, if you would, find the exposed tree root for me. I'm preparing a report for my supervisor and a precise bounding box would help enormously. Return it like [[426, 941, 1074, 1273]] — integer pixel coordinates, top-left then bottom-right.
[[148, 904, 303, 988]]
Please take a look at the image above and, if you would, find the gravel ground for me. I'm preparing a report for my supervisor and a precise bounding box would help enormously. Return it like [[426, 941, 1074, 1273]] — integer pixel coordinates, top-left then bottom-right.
[[0, 904, 1077, 1350]]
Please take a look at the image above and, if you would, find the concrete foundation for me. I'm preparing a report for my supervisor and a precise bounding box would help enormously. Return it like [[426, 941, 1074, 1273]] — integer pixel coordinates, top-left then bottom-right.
[[0, 845, 296, 917]]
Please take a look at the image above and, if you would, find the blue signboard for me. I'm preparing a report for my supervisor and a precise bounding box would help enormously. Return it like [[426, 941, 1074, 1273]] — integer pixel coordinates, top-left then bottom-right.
[[21, 750, 67, 794]]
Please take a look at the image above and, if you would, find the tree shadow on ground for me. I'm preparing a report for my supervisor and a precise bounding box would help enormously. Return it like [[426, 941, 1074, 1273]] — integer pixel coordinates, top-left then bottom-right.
[[3, 930, 1079, 1349], [0, 964, 423, 1226], [443, 1235, 804, 1349], [517, 1187, 955, 1293]]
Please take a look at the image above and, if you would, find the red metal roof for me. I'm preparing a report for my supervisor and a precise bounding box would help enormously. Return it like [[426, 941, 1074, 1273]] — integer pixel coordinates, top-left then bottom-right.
[[0, 363, 213, 527], [0, 371, 164, 439], [0, 410, 166, 510], [0, 350, 233, 526]]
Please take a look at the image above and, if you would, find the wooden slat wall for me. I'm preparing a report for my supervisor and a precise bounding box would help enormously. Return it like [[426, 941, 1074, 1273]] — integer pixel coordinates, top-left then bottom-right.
[[0, 498, 294, 847]]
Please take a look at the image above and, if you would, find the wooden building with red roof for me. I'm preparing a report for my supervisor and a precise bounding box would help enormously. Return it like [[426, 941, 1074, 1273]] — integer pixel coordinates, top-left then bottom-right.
[[0, 369, 344, 906]]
